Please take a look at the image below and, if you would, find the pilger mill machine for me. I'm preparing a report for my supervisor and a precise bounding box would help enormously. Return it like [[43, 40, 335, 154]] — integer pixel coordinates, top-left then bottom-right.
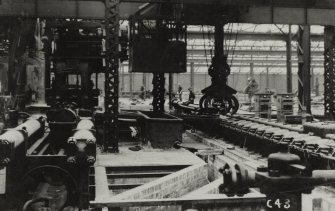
[[46, 20, 103, 109], [0, 106, 97, 210]]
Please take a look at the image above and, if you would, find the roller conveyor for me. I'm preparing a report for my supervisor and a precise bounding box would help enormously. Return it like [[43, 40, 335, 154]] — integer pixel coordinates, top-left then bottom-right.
[[174, 111, 335, 171]]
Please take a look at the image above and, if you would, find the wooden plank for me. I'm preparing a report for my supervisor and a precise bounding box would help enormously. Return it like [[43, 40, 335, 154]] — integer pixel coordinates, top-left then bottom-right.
[[94, 167, 110, 201]]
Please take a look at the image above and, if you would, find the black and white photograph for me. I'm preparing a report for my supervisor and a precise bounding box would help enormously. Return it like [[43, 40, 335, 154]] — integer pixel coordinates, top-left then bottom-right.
[[0, 0, 334, 210]]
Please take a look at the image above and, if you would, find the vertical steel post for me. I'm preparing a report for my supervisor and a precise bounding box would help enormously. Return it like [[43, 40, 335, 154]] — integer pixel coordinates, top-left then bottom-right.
[[250, 63, 254, 78], [297, 25, 311, 114], [129, 72, 133, 98], [324, 26, 335, 119], [168, 73, 173, 109], [266, 67, 269, 89], [120, 64, 124, 93], [143, 73, 147, 99], [190, 62, 195, 90], [104, 0, 120, 152], [311, 67, 314, 93], [286, 24, 292, 93]]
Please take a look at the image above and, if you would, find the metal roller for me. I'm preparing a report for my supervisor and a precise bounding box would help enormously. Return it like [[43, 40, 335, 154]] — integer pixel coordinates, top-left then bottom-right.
[[68, 129, 96, 145], [0, 116, 45, 166], [67, 128, 96, 165], [0, 130, 26, 148], [0, 117, 44, 148], [76, 118, 95, 130]]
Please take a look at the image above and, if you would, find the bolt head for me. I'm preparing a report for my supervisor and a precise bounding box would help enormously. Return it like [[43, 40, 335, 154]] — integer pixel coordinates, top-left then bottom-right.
[[257, 165, 268, 172]]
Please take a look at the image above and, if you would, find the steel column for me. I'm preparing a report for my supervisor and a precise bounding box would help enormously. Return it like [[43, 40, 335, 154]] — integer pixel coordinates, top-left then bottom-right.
[[286, 24, 292, 93], [104, 0, 120, 152], [129, 72, 133, 98], [151, 21, 169, 112], [8, 21, 22, 95], [311, 68, 314, 91], [152, 73, 165, 112], [44, 24, 52, 89], [266, 67, 269, 89], [168, 73, 173, 109], [324, 26, 335, 119], [250, 63, 254, 78], [190, 62, 195, 89], [143, 73, 147, 99], [143, 73, 147, 91], [120, 64, 125, 92], [297, 25, 311, 114], [315, 77, 320, 97]]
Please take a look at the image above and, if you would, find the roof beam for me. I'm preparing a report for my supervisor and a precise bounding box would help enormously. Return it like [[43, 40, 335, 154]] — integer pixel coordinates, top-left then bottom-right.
[[240, 7, 335, 25], [189, 63, 324, 68], [0, 0, 105, 19], [120, 0, 335, 9], [187, 58, 324, 65], [187, 49, 324, 57], [0, 1, 334, 26], [0, 0, 144, 19], [187, 31, 323, 42]]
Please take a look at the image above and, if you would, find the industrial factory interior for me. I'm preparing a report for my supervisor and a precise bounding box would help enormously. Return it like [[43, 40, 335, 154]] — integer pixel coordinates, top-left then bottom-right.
[[4, 0, 335, 211]]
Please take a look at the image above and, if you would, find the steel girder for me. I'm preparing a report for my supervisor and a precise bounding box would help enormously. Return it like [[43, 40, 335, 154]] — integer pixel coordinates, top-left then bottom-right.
[[1, 1, 335, 26]]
